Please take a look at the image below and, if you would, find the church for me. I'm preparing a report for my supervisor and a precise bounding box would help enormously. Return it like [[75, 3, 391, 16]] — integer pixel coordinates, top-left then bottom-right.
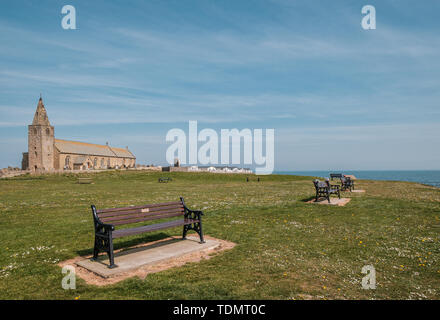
[[22, 97, 136, 172]]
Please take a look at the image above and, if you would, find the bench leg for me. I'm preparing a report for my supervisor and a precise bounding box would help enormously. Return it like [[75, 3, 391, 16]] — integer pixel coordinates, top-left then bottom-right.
[[182, 224, 189, 240], [197, 219, 205, 244], [107, 236, 117, 269], [91, 236, 100, 261], [182, 223, 205, 243]]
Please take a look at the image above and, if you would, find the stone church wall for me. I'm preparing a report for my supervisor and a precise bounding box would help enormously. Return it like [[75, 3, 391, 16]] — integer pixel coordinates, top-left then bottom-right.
[[28, 125, 55, 172]]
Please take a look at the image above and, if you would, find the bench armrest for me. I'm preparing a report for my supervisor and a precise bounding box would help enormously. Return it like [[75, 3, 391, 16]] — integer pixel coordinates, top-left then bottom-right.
[[93, 220, 115, 234], [180, 197, 204, 217], [187, 209, 204, 216], [97, 221, 115, 231], [91, 205, 115, 233]]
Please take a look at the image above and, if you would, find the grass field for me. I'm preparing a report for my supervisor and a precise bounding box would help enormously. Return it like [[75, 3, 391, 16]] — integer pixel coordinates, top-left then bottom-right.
[[0, 171, 439, 300]]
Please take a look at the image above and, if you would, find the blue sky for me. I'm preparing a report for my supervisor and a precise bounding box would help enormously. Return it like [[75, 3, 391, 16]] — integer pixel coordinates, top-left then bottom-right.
[[0, 0, 439, 170]]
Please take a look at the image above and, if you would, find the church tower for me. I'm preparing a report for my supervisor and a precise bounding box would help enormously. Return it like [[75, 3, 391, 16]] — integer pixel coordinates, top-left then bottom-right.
[[28, 96, 55, 171]]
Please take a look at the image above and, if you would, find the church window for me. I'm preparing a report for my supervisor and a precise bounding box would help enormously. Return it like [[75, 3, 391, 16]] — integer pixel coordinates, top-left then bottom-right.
[[46, 128, 50, 135], [101, 158, 105, 168], [65, 156, 70, 167], [94, 158, 98, 168], [33, 128, 37, 134]]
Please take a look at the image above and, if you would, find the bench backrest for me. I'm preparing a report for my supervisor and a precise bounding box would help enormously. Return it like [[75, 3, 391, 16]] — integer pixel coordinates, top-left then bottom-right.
[[95, 200, 185, 226], [313, 179, 329, 189], [330, 173, 342, 179]]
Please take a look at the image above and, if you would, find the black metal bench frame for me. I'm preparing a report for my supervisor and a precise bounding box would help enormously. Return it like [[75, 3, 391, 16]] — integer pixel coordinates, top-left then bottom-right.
[[340, 176, 355, 191], [330, 173, 343, 180], [91, 197, 204, 268], [313, 179, 341, 203]]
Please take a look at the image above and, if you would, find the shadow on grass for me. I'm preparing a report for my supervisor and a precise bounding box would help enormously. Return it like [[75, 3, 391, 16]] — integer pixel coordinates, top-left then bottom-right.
[[76, 232, 172, 256], [301, 196, 317, 203]]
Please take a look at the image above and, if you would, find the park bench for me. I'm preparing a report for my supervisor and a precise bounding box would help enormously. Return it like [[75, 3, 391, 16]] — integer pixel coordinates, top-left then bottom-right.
[[313, 179, 341, 203], [78, 178, 92, 184], [158, 177, 172, 183], [90, 197, 205, 268], [340, 176, 355, 191], [330, 173, 343, 180]]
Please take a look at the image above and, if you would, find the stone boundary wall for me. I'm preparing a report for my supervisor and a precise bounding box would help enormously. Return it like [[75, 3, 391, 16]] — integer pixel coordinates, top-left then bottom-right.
[[162, 166, 189, 172], [162, 166, 253, 174], [0, 165, 253, 178], [0, 166, 163, 178], [0, 167, 24, 178], [134, 166, 162, 172]]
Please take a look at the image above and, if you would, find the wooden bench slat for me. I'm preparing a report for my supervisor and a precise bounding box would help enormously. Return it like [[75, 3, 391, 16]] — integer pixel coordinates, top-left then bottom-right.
[[97, 201, 182, 214], [107, 212, 185, 226], [100, 209, 184, 223], [109, 212, 185, 226], [112, 219, 198, 238], [98, 204, 184, 218], [97, 203, 184, 218], [100, 208, 184, 222]]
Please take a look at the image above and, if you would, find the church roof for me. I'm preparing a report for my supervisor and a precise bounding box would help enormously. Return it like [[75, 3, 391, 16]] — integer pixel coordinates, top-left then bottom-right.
[[108, 146, 136, 159], [32, 97, 51, 126], [54, 139, 135, 158]]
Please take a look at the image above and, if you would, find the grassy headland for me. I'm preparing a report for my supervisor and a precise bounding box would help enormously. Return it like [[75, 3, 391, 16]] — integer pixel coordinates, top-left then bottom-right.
[[0, 171, 439, 299]]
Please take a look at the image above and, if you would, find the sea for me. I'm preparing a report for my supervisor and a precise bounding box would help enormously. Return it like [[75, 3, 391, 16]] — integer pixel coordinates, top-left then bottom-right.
[[274, 170, 440, 188]]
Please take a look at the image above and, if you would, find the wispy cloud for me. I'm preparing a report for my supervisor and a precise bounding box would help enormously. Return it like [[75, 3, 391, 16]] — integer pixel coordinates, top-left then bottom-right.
[[0, 0, 439, 169]]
